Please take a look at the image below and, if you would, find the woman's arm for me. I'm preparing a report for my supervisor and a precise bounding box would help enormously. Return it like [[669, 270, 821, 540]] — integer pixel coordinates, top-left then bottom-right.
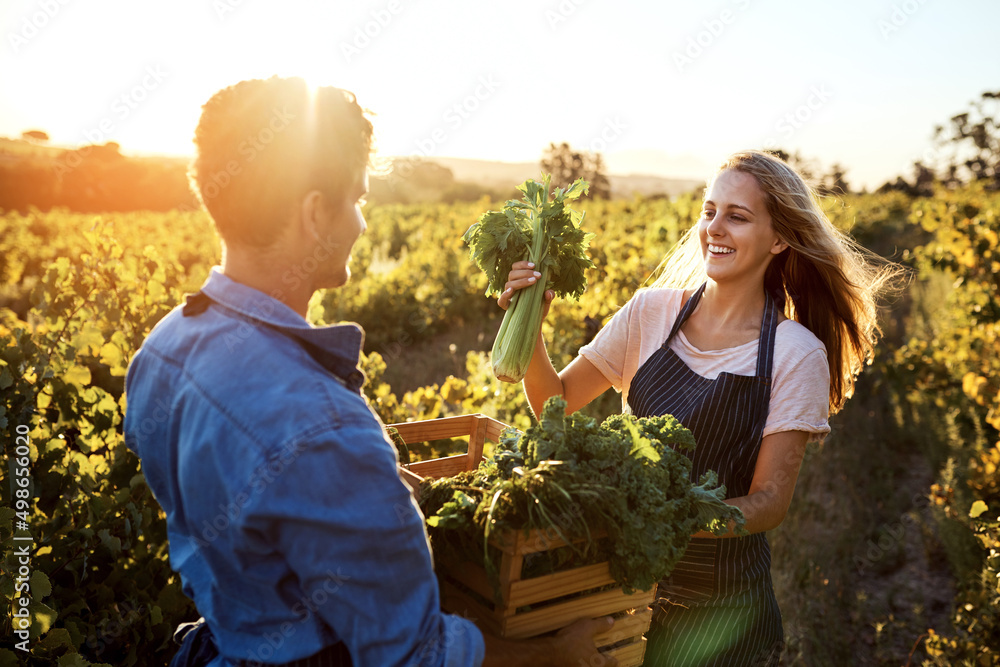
[[500, 261, 611, 417], [692, 430, 810, 538], [521, 326, 612, 417]]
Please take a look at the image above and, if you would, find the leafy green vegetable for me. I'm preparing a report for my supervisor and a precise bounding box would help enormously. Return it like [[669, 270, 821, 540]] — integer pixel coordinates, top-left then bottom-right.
[[419, 396, 747, 594], [462, 175, 594, 382], [386, 425, 409, 465]]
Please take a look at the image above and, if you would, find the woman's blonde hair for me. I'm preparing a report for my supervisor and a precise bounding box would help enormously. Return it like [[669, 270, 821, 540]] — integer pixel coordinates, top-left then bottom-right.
[[647, 149, 901, 413]]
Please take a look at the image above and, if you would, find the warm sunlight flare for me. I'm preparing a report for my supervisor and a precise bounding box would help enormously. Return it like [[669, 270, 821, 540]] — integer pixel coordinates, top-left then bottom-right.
[[1, 0, 996, 188], [2, 1, 999, 665]]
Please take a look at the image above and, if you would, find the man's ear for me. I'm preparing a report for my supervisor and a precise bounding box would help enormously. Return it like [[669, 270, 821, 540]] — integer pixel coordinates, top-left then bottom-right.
[[299, 190, 325, 242]]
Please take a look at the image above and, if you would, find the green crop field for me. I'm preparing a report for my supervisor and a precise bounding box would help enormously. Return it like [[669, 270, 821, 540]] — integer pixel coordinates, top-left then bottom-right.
[[1, 185, 998, 665]]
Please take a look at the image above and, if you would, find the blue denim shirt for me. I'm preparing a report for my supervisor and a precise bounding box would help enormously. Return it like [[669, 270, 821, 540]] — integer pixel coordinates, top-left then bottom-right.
[[124, 268, 484, 667]]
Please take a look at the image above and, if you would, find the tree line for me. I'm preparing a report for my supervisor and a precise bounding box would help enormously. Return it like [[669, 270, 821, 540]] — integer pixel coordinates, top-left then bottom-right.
[[1, 89, 995, 214]]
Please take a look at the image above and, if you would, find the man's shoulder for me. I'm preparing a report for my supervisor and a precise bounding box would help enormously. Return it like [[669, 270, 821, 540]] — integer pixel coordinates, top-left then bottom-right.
[[130, 300, 378, 456], [139, 297, 322, 375]]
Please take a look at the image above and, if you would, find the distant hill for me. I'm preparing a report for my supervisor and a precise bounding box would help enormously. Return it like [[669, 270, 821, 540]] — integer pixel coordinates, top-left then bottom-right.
[[608, 172, 706, 198], [430, 156, 704, 198], [0, 137, 198, 212], [0, 136, 64, 166], [0, 134, 706, 212]]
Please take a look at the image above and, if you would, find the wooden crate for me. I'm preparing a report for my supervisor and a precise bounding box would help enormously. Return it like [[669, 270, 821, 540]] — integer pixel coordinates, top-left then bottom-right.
[[441, 526, 655, 666], [389, 413, 506, 480], [389, 414, 654, 667]]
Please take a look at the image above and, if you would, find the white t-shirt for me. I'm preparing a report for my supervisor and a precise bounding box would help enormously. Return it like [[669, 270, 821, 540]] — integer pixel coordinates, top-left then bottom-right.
[[579, 288, 831, 442]]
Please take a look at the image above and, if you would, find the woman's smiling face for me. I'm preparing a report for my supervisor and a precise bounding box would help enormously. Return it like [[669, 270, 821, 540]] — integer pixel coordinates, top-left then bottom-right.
[[698, 169, 788, 287]]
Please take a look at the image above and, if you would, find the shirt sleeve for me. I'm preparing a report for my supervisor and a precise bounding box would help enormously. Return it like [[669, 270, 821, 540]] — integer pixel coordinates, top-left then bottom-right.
[[241, 408, 485, 667], [578, 293, 640, 391], [763, 346, 831, 442]]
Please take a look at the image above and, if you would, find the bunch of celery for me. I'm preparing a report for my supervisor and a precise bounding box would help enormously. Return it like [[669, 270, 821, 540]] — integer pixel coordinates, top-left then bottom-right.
[[462, 174, 593, 383]]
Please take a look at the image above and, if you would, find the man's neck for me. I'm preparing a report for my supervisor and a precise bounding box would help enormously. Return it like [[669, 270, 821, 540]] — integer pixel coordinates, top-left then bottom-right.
[[221, 244, 314, 319]]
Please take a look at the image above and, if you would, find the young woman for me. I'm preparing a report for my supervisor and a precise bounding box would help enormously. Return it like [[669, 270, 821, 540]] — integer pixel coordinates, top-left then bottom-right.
[[498, 150, 899, 666]]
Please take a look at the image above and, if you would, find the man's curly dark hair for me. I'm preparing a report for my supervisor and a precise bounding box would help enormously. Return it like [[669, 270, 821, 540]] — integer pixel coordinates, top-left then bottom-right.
[[190, 76, 373, 247]]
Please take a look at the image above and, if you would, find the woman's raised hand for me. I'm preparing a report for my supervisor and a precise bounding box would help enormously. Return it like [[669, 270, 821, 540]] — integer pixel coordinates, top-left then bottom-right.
[[498, 261, 554, 316]]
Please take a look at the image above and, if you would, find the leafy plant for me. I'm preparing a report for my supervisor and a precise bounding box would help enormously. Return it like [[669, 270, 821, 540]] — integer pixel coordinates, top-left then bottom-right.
[[461, 175, 594, 382], [419, 396, 745, 594], [4, 183, 1000, 665], [0, 223, 196, 665]]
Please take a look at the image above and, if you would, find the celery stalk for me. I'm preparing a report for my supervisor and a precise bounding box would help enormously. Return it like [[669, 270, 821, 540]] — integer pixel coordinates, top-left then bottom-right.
[[492, 265, 548, 382], [462, 174, 593, 383], [491, 178, 552, 382]]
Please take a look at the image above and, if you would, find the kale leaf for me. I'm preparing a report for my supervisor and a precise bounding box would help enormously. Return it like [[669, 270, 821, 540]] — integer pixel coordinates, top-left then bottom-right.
[[419, 396, 747, 595]]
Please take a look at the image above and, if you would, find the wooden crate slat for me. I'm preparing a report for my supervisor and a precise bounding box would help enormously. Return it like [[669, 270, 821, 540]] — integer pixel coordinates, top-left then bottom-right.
[[482, 416, 509, 442], [439, 585, 501, 637], [467, 416, 487, 470], [492, 527, 606, 556], [496, 549, 524, 616], [390, 414, 511, 481], [508, 562, 614, 608], [502, 587, 656, 639], [592, 609, 653, 648], [389, 414, 478, 443], [442, 562, 495, 602], [388, 414, 515, 446], [406, 455, 470, 479], [605, 638, 647, 667]]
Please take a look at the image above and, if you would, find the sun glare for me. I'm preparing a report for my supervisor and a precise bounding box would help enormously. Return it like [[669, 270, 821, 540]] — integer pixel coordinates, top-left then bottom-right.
[[0, 0, 996, 188]]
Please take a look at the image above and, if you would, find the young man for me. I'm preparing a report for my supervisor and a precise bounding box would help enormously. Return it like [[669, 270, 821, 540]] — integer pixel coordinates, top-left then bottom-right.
[[123, 77, 615, 667]]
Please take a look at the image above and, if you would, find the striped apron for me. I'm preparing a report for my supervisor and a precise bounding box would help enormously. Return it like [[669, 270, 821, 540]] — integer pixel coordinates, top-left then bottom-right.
[[631, 284, 784, 667]]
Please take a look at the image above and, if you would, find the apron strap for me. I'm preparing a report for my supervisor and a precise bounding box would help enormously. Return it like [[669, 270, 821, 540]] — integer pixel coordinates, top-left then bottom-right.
[[664, 283, 780, 381], [665, 283, 707, 345], [755, 288, 779, 380]]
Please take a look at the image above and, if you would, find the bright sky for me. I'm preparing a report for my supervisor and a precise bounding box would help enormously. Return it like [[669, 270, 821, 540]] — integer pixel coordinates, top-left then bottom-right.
[[1, 0, 996, 190]]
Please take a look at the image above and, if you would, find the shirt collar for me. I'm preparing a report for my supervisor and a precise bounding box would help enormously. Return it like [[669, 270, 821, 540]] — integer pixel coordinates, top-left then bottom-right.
[[188, 267, 366, 392]]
